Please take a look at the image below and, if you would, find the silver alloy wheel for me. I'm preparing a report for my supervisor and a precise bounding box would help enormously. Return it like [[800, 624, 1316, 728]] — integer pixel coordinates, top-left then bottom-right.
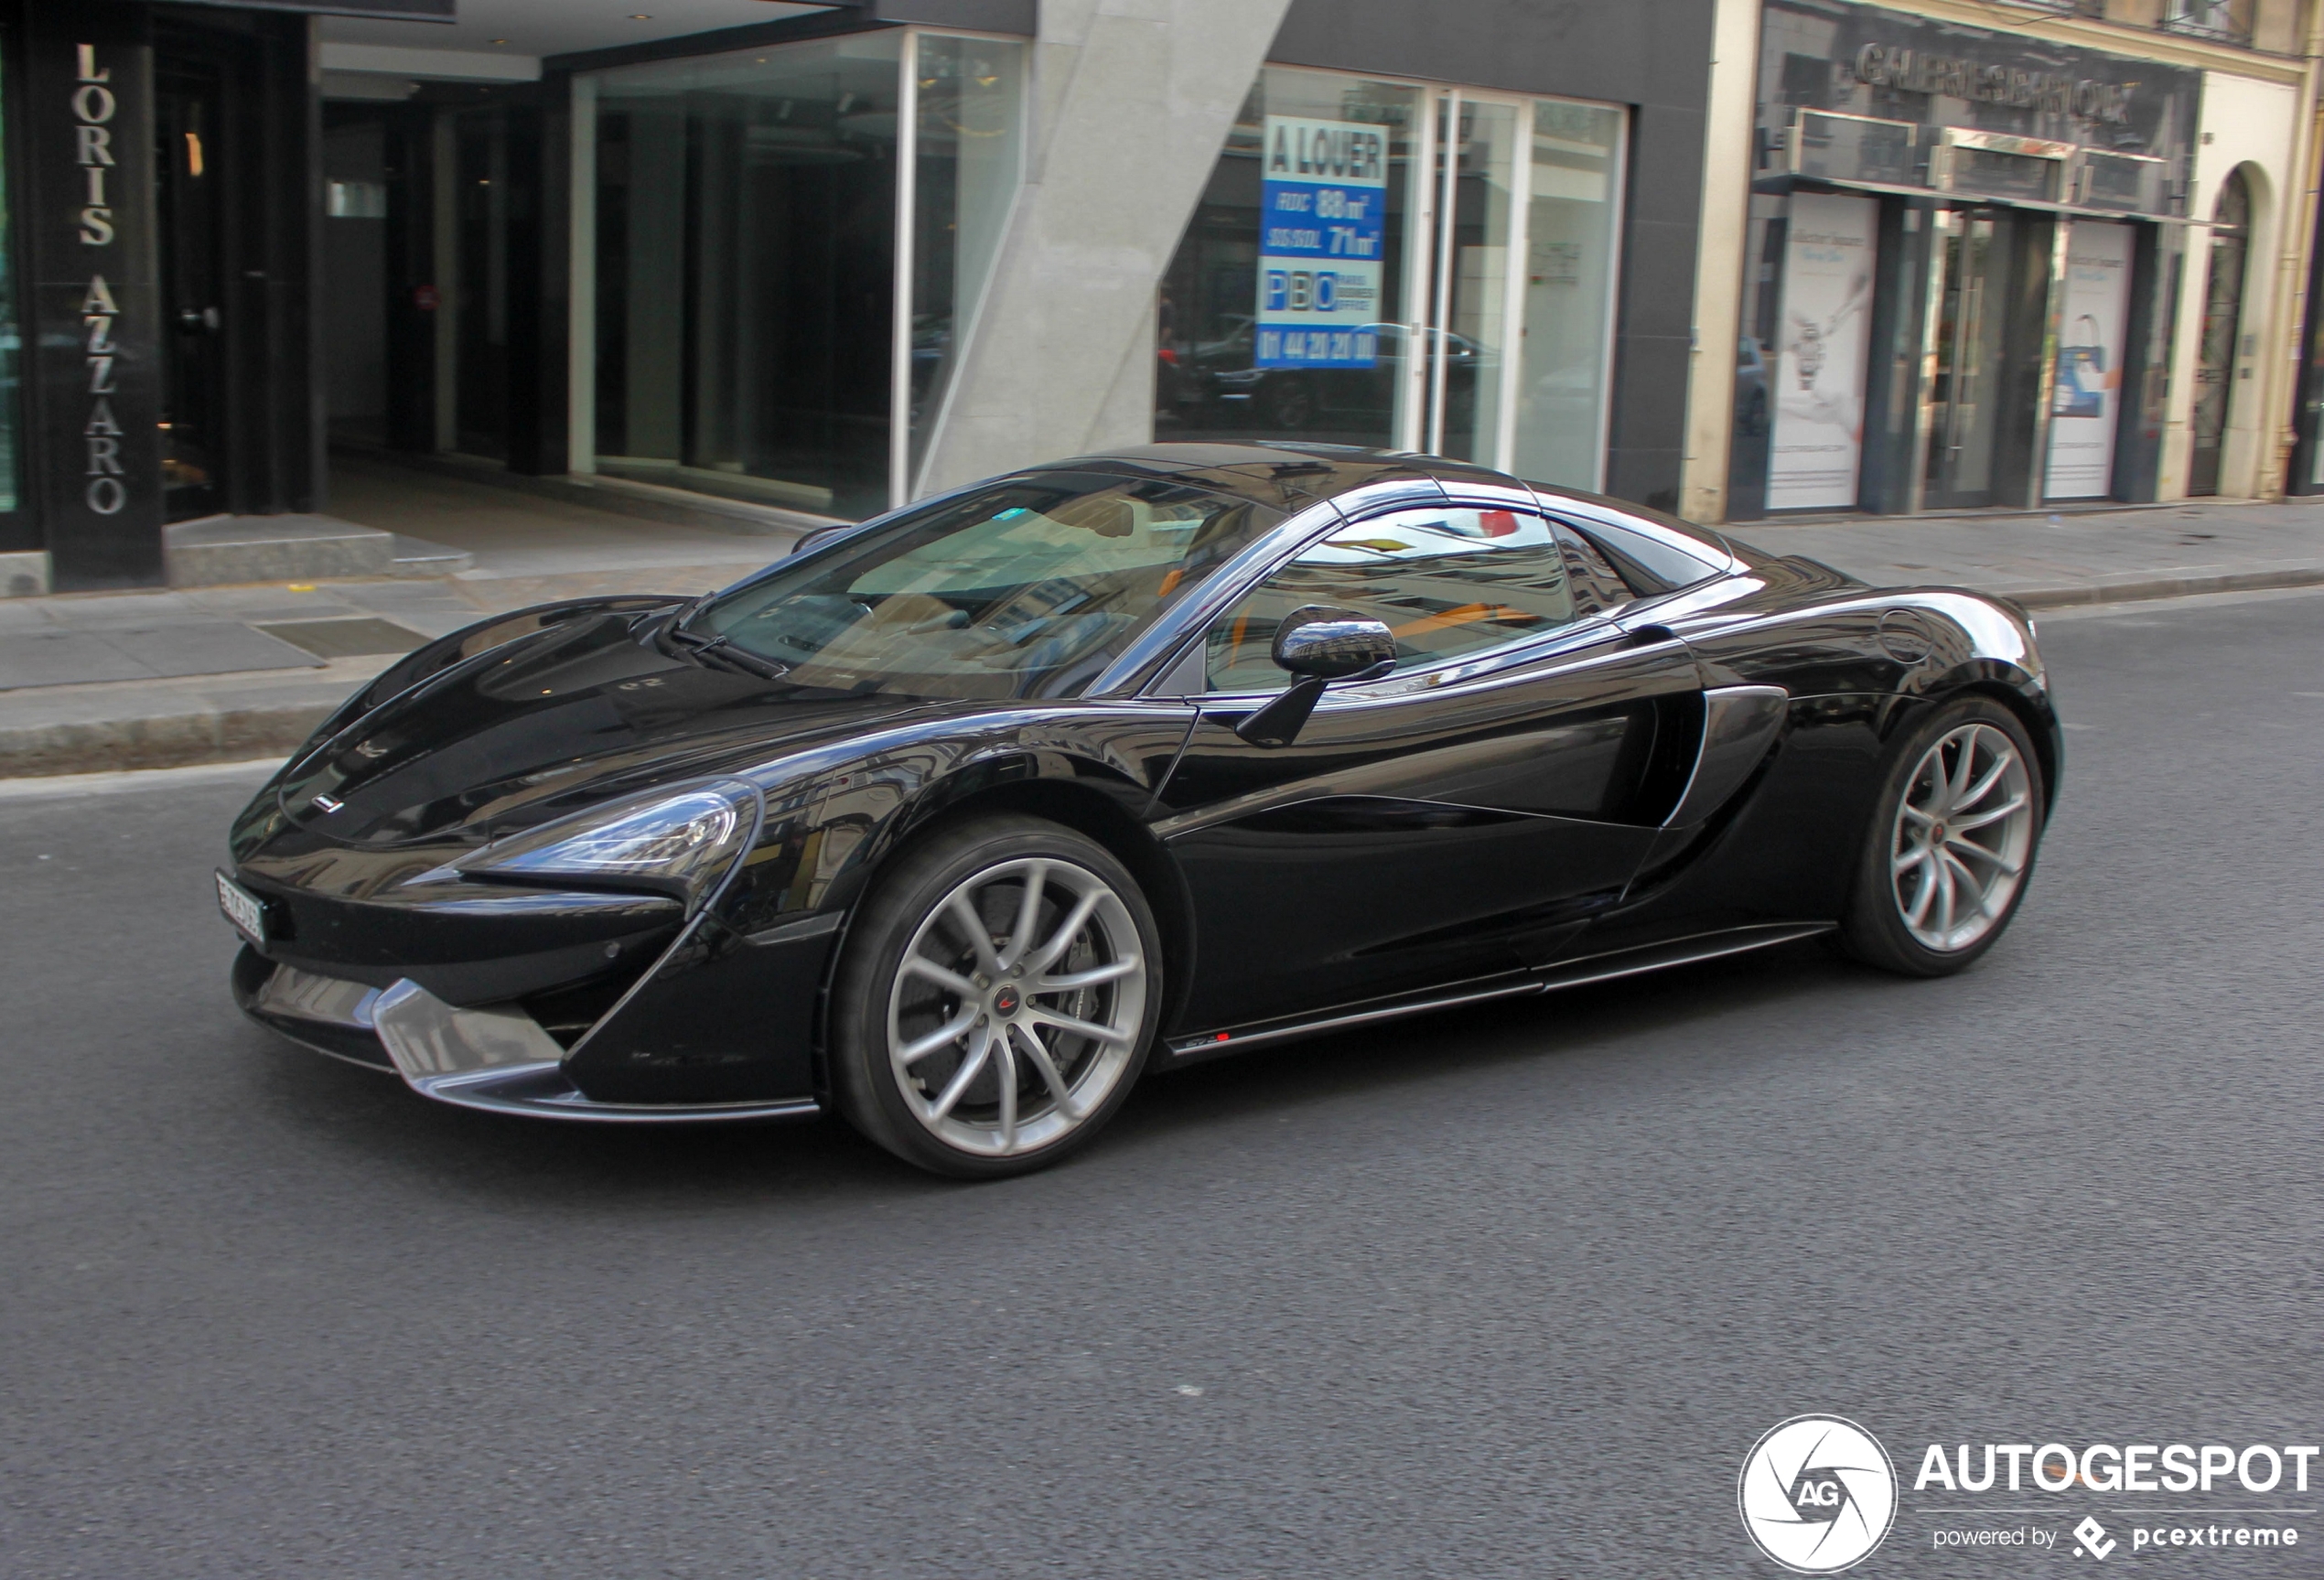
[[885, 856, 1147, 1159], [1889, 721, 2037, 952]]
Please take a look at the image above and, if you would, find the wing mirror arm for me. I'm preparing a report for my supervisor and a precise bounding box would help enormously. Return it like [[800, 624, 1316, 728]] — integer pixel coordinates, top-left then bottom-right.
[[1231, 607, 1397, 747]]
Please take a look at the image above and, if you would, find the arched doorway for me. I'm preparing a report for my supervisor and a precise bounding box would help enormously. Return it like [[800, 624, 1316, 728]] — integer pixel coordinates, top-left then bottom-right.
[[2189, 167, 2254, 497]]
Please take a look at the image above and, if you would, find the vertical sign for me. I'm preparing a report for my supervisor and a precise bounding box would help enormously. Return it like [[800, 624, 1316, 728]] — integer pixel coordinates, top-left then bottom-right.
[[27, 10, 163, 590], [1254, 116, 1386, 371], [1766, 193, 1877, 511], [2043, 220, 2134, 500]]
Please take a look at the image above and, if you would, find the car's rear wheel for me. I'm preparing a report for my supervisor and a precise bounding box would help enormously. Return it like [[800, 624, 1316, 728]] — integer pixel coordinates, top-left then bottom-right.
[[1838, 696, 2045, 977], [830, 816, 1160, 1178]]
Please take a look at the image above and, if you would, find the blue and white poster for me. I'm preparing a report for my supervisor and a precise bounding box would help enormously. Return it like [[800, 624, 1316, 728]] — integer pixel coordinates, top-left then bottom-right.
[[1255, 115, 1388, 370]]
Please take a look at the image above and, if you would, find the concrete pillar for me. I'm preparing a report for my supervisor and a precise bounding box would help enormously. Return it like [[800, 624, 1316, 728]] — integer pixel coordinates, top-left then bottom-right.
[[914, 0, 1293, 496]]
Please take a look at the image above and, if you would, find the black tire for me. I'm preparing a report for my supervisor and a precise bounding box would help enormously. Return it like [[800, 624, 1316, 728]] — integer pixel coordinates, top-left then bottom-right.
[[829, 814, 1163, 1179], [1836, 695, 2046, 978]]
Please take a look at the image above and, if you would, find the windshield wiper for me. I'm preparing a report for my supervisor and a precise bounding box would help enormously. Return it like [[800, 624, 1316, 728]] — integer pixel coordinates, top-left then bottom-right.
[[665, 624, 791, 681]]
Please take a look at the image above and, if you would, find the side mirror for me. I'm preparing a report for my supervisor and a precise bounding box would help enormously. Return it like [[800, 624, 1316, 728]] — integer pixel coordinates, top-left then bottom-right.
[[1272, 608, 1397, 680], [1234, 607, 1397, 747]]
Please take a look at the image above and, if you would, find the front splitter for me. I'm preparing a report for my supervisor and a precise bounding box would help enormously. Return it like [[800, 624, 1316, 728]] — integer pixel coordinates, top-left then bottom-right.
[[237, 954, 818, 1124]]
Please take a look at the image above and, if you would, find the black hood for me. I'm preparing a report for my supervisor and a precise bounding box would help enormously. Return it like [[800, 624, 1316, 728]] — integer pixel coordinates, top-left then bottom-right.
[[266, 606, 928, 848]]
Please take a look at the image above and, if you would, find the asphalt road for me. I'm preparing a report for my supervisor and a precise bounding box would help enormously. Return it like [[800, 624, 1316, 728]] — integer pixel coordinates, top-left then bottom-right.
[[4, 589, 2320, 1579]]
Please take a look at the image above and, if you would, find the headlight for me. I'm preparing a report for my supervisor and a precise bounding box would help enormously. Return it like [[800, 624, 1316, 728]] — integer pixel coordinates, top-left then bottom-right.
[[456, 779, 760, 902]]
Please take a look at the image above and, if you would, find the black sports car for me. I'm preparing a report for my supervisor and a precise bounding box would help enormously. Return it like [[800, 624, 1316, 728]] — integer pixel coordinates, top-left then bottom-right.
[[221, 443, 2058, 1177]]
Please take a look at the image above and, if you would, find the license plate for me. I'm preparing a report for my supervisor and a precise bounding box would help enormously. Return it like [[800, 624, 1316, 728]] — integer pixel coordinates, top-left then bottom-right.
[[215, 871, 267, 945]]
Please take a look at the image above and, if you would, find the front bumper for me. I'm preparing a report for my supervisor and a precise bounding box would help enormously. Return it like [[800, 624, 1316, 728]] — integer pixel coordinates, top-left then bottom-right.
[[234, 949, 822, 1123]]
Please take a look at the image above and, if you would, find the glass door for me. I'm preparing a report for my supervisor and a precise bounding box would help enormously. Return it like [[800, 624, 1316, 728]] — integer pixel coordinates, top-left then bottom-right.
[[1918, 207, 2052, 512], [1418, 91, 1519, 463], [155, 59, 229, 521], [1406, 91, 1623, 488]]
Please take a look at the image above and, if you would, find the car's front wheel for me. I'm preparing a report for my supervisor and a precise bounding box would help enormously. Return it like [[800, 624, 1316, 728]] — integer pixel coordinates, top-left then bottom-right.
[[830, 815, 1160, 1178], [1838, 695, 2046, 976]]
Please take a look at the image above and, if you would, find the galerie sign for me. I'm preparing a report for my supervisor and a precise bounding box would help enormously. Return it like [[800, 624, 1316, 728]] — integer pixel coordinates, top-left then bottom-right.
[[1254, 115, 1386, 371], [1851, 42, 2136, 127]]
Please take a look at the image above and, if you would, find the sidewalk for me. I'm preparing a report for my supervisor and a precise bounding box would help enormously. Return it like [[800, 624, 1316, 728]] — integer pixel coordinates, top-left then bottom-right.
[[0, 457, 795, 777], [3, 468, 2321, 778], [1732, 493, 2324, 607]]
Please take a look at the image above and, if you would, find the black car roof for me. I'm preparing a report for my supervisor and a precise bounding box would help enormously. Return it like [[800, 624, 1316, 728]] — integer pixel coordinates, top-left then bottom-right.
[[1028, 442, 1516, 507], [1034, 443, 1726, 533]]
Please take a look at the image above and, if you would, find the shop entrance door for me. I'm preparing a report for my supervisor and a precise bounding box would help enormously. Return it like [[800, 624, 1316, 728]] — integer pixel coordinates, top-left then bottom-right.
[[1918, 208, 2053, 512], [2189, 168, 2251, 498], [155, 59, 231, 521]]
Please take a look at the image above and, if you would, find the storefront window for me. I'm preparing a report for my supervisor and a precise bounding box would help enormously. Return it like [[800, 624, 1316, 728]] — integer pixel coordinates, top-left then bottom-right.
[[588, 35, 905, 521], [1437, 99, 1519, 467], [1157, 70, 1427, 452], [1512, 102, 1624, 490], [907, 36, 1026, 491], [1157, 68, 1622, 490]]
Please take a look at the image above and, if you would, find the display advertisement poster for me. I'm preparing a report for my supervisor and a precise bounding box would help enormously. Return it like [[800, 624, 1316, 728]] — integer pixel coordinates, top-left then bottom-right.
[[1767, 193, 1877, 511], [1254, 116, 1387, 370], [2044, 220, 2134, 499]]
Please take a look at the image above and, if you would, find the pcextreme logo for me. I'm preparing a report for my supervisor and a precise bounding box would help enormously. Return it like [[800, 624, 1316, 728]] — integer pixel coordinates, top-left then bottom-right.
[[1739, 1414, 1900, 1573]]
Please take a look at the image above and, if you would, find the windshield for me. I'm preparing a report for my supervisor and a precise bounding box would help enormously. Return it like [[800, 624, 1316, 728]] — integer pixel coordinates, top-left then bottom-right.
[[689, 472, 1284, 699]]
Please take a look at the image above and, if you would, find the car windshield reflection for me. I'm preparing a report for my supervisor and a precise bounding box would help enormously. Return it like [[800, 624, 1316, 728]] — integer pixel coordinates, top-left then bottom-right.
[[691, 474, 1284, 700]]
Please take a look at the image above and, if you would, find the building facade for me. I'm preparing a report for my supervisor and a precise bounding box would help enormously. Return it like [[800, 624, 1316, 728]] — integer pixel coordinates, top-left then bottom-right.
[[1685, 0, 2321, 524], [1, 0, 2317, 599], [0, 0, 1730, 596]]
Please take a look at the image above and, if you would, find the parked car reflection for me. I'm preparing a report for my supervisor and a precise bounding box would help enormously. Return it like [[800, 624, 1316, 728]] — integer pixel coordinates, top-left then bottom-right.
[[1180, 320, 1488, 433]]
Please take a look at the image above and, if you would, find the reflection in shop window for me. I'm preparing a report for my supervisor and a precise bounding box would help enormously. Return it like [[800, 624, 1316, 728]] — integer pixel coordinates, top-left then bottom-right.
[[1156, 70, 1426, 454], [1156, 69, 1623, 492]]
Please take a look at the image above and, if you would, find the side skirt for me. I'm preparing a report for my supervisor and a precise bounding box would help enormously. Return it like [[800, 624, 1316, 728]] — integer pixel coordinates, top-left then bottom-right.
[[1163, 922, 1834, 1063]]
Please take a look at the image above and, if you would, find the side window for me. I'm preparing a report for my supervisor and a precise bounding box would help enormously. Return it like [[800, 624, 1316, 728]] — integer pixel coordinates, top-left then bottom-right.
[[1554, 521, 1634, 618], [1204, 506, 1583, 693]]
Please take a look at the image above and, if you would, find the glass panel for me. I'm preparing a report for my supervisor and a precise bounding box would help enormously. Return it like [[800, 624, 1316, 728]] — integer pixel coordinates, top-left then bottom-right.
[[1436, 98, 1517, 464], [1949, 145, 2061, 204], [1202, 504, 1577, 693], [2080, 150, 2165, 214], [591, 35, 903, 521], [1157, 69, 1423, 448], [156, 59, 230, 518], [694, 473, 1282, 700], [1793, 111, 1916, 186], [909, 34, 1027, 489], [0, 40, 26, 516], [452, 110, 510, 462], [1512, 100, 1624, 489]]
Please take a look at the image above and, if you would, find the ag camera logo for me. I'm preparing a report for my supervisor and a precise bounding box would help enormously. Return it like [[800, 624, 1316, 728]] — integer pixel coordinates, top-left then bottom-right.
[[1740, 1414, 1899, 1573]]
